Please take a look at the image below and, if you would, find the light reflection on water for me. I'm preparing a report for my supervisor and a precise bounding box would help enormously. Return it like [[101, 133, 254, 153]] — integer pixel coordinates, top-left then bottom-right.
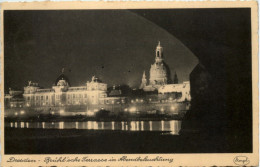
[[7, 120, 181, 135]]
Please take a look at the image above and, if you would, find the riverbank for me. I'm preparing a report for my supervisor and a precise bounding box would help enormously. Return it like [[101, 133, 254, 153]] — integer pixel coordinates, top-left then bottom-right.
[[4, 113, 184, 122]]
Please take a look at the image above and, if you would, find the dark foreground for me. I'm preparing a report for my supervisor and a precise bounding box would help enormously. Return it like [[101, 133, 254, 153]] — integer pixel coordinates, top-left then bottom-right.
[[5, 127, 249, 154]]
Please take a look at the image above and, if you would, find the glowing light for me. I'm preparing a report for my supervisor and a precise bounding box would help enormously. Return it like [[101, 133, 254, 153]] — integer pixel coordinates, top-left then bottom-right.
[[171, 106, 176, 111], [26, 122, 29, 128], [161, 120, 164, 131], [59, 122, 64, 129], [121, 122, 124, 130], [26, 103, 30, 107], [86, 110, 95, 117], [76, 122, 79, 129], [14, 112, 18, 116], [60, 109, 65, 114], [102, 122, 104, 130], [112, 121, 115, 130], [149, 121, 153, 131], [92, 122, 97, 130], [149, 98, 152, 101], [11, 104, 13, 107], [129, 107, 136, 113], [124, 108, 128, 112], [87, 121, 92, 129], [136, 121, 139, 131], [140, 99, 144, 103], [131, 100, 134, 103], [169, 97, 173, 101], [131, 122, 136, 131], [51, 111, 55, 115], [20, 110, 25, 115], [160, 108, 164, 112], [170, 120, 175, 134], [136, 99, 139, 102]]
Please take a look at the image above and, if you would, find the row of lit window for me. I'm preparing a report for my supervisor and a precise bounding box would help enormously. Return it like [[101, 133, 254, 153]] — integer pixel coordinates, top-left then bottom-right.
[[27, 96, 49, 101], [67, 94, 87, 99]]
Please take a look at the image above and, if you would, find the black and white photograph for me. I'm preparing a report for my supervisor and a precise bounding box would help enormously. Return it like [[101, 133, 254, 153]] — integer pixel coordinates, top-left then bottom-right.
[[1, 2, 258, 166]]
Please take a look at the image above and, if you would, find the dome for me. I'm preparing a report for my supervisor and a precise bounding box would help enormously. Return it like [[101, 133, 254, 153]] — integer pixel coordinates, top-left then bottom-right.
[[55, 73, 71, 86], [163, 61, 172, 84], [57, 79, 68, 86]]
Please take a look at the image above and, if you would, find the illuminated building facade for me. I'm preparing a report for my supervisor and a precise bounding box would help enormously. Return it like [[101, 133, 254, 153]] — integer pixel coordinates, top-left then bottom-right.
[[22, 74, 108, 107], [158, 81, 191, 102]]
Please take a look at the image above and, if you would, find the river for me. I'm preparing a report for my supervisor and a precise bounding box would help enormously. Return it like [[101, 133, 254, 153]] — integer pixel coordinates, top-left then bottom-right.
[[6, 120, 181, 135]]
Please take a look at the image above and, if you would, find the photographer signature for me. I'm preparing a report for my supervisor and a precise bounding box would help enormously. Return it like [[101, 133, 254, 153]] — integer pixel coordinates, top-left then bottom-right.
[[233, 156, 250, 165]]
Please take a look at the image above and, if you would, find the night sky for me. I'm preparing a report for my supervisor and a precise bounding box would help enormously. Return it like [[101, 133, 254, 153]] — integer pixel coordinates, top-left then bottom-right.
[[4, 10, 198, 92]]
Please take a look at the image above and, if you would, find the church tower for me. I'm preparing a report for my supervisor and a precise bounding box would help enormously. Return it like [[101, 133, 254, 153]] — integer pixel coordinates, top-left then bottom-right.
[[155, 41, 163, 63], [149, 41, 169, 86], [139, 71, 147, 89]]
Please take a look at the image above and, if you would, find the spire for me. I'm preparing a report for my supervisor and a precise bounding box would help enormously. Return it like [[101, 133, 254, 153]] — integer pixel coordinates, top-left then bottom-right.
[[140, 71, 147, 89], [173, 72, 178, 84], [158, 41, 161, 47], [142, 71, 146, 79], [61, 67, 65, 73]]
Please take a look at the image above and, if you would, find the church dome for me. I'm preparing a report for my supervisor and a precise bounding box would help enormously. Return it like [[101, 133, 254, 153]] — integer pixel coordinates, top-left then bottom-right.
[[163, 61, 172, 84], [141, 42, 172, 90], [57, 79, 69, 86]]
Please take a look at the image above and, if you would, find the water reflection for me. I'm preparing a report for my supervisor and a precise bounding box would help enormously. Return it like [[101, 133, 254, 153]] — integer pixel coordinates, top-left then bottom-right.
[[6, 120, 181, 135]]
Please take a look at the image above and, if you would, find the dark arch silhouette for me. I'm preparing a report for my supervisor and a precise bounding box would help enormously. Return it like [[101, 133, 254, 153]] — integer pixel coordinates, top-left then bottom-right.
[[132, 9, 252, 153]]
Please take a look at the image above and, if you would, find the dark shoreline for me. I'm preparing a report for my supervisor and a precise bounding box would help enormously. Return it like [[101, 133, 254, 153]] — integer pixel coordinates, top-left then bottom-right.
[[4, 114, 184, 122], [4, 127, 248, 154]]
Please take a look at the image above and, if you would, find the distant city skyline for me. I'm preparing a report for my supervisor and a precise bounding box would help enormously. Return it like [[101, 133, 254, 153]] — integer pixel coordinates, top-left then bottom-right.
[[4, 10, 198, 92]]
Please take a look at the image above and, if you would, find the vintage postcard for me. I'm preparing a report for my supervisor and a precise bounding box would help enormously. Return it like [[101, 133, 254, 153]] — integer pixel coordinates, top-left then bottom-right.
[[0, 1, 258, 166]]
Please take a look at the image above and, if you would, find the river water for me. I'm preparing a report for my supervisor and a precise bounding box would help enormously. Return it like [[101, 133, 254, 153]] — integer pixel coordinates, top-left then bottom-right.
[[6, 120, 181, 135]]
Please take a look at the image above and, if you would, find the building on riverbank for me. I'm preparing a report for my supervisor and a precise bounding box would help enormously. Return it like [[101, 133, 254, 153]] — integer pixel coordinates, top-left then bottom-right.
[[22, 74, 112, 107], [4, 42, 191, 118]]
